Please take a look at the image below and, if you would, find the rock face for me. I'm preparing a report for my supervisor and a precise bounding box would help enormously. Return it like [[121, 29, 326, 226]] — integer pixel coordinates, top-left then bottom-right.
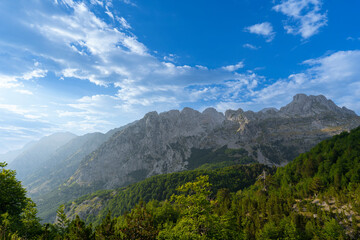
[[67, 94, 360, 190]]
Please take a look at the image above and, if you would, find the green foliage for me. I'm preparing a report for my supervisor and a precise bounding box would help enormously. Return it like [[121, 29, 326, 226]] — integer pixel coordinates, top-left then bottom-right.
[[186, 146, 254, 170], [65, 216, 93, 240], [159, 176, 218, 239], [95, 212, 117, 239], [322, 219, 346, 239], [275, 126, 360, 198], [55, 204, 70, 236], [0, 162, 27, 217], [0, 162, 43, 239], [117, 202, 158, 239]]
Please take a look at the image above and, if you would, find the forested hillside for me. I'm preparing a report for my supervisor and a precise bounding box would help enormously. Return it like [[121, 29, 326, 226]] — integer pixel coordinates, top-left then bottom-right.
[[65, 163, 272, 225]]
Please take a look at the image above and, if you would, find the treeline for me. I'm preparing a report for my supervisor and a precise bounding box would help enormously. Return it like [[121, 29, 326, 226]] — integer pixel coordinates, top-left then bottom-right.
[[67, 163, 272, 225]]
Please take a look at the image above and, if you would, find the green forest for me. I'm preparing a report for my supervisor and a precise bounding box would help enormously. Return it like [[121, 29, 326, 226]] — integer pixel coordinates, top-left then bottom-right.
[[2, 126, 360, 239]]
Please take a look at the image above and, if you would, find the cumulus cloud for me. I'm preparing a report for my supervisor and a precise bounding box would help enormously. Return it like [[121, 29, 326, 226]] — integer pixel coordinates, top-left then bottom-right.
[[273, 0, 327, 39], [245, 22, 275, 42]]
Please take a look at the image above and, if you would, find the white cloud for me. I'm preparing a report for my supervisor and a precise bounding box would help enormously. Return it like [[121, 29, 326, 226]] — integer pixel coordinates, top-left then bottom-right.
[[121, 0, 136, 7], [0, 75, 21, 89], [273, 0, 327, 39], [61, 68, 107, 86], [195, 65, 208, 70], [0, 69, 46, 89], [90, 0, 103, 6], [243, 43, 259, 50], [116, 16, 131, 29], [163, 53, 177, 62], [240, 50, 360, 113], [15, 89, 34, 95], [22, 69, 47, 80], [303, 50, 360, 83], [105, 7, 114, 20], [0, 104, 30, 116], [221, 62, 244, 72], [35, 2, 147, 57], [245, 22, 275, 42]]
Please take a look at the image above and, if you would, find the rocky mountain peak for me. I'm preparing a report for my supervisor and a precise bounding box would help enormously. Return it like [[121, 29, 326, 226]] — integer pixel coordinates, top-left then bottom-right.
[[201, 108, 225, 126], [280, 94, 357, 117], [225, 108, 245, 121]]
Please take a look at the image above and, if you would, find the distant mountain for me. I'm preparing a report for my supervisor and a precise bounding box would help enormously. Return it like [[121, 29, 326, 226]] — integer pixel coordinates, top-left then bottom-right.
[[9, 132, 77, 180], [22, 132, 108, 198], [66, 94, 360, 191], [0, 141, 36, 164], [19, 124, 134, 198]]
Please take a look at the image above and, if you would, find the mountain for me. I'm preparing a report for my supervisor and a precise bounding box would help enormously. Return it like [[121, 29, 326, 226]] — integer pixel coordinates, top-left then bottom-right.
[[8, 132, 77, 180], [31, 128, 134, 195], [66, 94, 360, 191]]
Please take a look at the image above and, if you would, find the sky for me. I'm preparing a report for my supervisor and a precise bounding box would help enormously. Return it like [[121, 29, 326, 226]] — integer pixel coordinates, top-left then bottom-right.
[[0, 0, 360, 153]]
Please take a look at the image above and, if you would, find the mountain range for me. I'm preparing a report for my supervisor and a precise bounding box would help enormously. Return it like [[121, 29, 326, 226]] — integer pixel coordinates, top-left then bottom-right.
[[66, 94, 360, 190], [5, 93, 360, 222]]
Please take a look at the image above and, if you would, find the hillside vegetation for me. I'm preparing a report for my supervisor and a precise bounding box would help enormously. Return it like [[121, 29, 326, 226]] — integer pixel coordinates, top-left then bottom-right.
[[65, 163, 271, 226]]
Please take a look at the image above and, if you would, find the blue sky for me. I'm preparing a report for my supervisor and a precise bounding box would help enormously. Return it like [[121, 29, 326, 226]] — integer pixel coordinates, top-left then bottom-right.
[[0, 0, 360, 153]]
